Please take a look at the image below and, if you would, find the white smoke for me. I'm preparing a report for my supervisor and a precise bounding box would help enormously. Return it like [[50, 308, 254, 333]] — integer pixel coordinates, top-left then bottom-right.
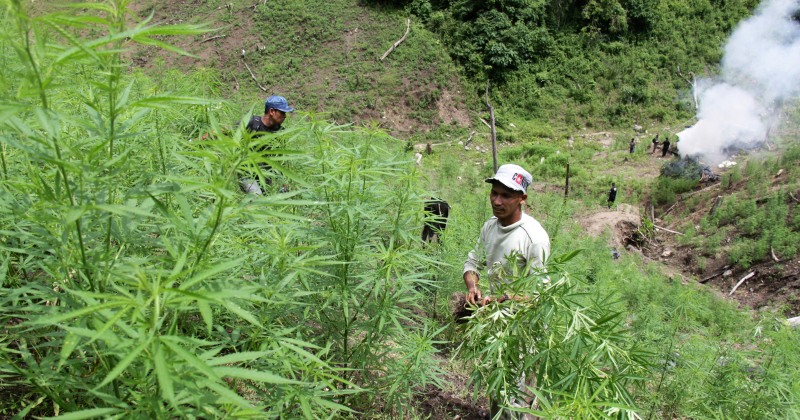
[[678, 0, 800, 164]]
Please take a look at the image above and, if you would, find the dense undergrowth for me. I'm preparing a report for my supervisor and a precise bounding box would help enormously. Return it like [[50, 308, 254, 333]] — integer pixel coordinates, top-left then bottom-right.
[[1, 1, 799, 419], [652, 141, 800, 270]]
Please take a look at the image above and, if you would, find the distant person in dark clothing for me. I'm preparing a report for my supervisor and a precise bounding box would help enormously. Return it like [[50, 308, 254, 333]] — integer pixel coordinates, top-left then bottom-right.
[[629, 138, 636, 154], [239, 95, 295, 194], [422, 198, 450, 244], [661, 138, 671, 158], [607, 183, 617, 208], [651, 134, 659, 153]]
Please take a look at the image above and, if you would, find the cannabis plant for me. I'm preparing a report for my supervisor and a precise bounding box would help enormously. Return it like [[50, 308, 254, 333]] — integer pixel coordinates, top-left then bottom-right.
[[0, 1, 350, 417], [457, 250, 649, 419]]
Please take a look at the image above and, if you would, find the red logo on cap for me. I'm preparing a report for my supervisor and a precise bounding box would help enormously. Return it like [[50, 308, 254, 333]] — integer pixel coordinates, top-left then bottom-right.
[[512, 173, 529, 189]]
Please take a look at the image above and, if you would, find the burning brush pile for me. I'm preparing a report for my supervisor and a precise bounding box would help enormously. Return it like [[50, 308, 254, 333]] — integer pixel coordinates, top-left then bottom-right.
[[660, 157, 721, 183]]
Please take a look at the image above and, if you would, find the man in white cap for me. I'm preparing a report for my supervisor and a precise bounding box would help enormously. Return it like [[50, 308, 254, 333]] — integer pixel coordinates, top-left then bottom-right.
[[463, 163, 550, 306], [462, 163, 550, 419]]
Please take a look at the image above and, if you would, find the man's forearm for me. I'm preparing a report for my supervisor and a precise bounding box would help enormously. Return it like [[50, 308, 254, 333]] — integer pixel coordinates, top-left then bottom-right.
[[463, 270, 479, 291]]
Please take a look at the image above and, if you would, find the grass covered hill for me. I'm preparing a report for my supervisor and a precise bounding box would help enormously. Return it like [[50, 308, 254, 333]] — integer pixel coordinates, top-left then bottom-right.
[[128, 0, 472, 139], [1, 0, 799, 418], [127, 0, 765, 141]]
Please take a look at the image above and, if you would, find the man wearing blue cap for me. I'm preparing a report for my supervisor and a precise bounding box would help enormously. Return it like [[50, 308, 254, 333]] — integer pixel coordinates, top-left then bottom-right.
[[239, 95, 295, 194], [463, 163, 550, 306], [244, 95, 294, 136]]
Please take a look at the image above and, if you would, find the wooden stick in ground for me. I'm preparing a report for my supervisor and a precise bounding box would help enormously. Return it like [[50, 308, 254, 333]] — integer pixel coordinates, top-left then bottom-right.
[[379, 18, 410, 61], [241, 58, 268, 92], [485, 81, 498, 173], [771, 247, 780, 262], [654, 225, 684, 235], [729, 271, 755, 295]]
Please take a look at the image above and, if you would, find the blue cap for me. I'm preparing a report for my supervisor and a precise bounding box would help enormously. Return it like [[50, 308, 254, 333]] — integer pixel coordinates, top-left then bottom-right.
[[265, 95, 294, 113]]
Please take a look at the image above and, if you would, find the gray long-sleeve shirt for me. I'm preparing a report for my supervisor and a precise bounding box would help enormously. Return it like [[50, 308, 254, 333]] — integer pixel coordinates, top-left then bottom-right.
[[464, 213, 550, 291]]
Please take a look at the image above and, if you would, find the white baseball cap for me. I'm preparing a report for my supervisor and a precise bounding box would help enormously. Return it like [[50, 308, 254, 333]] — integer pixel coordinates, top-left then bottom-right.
[[485, 164, 532, 193]]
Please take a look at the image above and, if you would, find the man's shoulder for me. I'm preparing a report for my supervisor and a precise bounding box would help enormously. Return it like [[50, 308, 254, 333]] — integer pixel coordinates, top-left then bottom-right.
[[519, 214, 549, 241], [519, 213, 542, 227], [245, 115, 264, 130], [481, 216, 499, 229]]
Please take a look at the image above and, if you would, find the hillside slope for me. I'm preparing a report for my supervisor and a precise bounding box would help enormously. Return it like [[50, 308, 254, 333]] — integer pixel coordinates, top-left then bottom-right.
[[130, 0, 472, 140]]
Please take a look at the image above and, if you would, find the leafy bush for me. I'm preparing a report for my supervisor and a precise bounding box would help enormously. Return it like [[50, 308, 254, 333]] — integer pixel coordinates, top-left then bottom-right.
[[456, 251, 648, 418], [651, 176, 697, 205], [0, 2, 441, 417]]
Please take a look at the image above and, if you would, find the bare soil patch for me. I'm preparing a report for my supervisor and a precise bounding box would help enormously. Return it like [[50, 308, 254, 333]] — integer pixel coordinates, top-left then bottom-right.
[[578, 204, 641, 250]]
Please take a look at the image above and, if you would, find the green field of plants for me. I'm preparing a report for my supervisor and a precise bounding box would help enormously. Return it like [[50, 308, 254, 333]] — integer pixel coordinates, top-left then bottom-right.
[[1, 0, 799, 419]]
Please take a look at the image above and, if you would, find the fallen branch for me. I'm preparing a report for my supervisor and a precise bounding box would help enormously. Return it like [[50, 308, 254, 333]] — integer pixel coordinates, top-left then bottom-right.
[[790, 192, 800, 203], [201, 34, 227, 43], [479, 118, 491, 128], [241, 58, 268, 92], [679, 182, 721, 200], [379, 18, 410, 61], [729, 271, 755, 296], [654, 225, 684, 235], [700, 271, 723, 284], [661, 202, 678, 218], [771, 247, 780, 262]]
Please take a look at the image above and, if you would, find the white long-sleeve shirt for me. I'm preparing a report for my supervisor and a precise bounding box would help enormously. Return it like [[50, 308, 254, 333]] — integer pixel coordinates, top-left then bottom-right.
[[464, 213, 550, 290]]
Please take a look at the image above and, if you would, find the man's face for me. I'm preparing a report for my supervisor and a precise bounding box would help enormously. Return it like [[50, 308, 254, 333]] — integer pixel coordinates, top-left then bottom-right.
[[266, 108, 287, 127], [489, 183, 526, 226]]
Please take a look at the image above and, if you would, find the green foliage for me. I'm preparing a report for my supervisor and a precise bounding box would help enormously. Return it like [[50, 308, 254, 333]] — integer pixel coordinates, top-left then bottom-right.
[[457, 251, 648, 418], [708, 193, 800, 268], [436, 0, 554, 79], [296, 123, 447, 414], [0, 2, 441, 417], [2, 1, 799, 418], [419, 0, 759, 126], [651, 176, 697, 205]]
